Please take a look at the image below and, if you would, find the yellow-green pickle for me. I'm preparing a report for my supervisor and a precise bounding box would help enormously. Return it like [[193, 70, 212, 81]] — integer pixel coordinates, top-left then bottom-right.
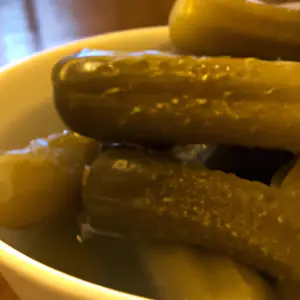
[[0, 131, 98, 228], [53, 50, 300, 153], [83, 148, 300, 282], [140, 244, 275, 300], [169, 0, 300, 60]]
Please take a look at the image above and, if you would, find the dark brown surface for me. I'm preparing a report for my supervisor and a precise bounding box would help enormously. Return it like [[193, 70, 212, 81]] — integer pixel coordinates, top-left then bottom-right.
[[0, 0, 175, 298], [0, 0, 175, 66]]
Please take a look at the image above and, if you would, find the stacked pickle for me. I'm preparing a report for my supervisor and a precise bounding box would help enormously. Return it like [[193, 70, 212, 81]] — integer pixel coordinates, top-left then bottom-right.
[[3, 0, 300, 299]]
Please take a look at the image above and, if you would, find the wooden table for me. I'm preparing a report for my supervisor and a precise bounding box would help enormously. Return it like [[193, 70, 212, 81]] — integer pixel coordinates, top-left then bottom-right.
[[0, 0, 175, 298]]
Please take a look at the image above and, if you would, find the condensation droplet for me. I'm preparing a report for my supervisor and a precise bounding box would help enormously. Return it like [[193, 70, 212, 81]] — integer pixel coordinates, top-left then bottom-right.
[[196, 99, 207, 105], [231, 231, 238, 237], [131, 106, 141, 114], [277, 216, 284, 223], [163, 197, 173, 203], [202, 74, 209, 81]]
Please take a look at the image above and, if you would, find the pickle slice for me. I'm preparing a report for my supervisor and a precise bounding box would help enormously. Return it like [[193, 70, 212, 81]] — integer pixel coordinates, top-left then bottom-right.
[[0, 131, 98, 228]]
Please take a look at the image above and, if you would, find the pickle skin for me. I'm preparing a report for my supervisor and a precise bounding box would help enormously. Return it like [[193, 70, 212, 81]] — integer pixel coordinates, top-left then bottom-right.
[[53, 50, 300, 153], [0, 131, 98, 228], [271, 158, 300, 188], [83, 148, 300, 282], [169, 0, 300, 60], [281, 159, 300, 188]]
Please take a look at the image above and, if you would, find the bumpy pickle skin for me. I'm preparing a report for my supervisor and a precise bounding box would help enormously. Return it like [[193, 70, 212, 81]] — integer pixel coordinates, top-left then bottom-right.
[[0, 131, 98, 228], [53, 50, 300, 153], [169, 0, 300, 60], [83, 148, 300, 282]]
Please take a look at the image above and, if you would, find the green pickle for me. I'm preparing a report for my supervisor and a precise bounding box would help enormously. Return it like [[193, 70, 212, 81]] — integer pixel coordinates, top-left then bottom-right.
[[279, 159, 300, 188], [83, 148, 300, 282], [53, 50, 300, 153], [140, 244, 275, 300], [169, 0, 300, 60], [271, 158, 297, 188], [0, 131, 98, 228]]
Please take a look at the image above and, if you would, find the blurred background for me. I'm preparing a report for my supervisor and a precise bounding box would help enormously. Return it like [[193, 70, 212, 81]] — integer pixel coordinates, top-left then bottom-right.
[[0, 0, 296, 66], [0, 0, 176, 66]]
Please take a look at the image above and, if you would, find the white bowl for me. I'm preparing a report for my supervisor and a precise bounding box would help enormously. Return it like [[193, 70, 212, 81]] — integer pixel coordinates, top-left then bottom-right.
[[0, 26, 170, 300]]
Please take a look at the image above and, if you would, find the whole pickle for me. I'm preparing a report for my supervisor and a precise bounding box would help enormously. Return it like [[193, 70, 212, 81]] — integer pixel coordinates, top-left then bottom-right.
[[83, 148, 300, 281], [169, 0, 300, 60], [0, 131, 98, 228], [53, 50, 300, 153]]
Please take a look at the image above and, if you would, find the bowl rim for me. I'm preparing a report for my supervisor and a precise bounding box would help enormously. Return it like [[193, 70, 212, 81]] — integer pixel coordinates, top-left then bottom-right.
[[0, 25, 169, 300], [0, 240, 148, 300]]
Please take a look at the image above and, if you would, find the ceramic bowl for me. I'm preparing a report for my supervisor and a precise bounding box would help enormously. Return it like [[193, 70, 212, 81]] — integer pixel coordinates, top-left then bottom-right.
[[0, 26, 170, 300]]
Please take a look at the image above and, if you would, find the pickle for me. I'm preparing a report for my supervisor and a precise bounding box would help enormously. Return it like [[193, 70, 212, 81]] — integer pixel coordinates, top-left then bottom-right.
[[271, 156, 300, 188], [271, 158, 298, 188], [169, 0, 300, 60], [53, 50, 300, 153], [141, 245, 275, 300], [83, 148, 300, 281], [0, 131, 98, 228], [205, 146, 294, 184], [280, 158, 300, 188]]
